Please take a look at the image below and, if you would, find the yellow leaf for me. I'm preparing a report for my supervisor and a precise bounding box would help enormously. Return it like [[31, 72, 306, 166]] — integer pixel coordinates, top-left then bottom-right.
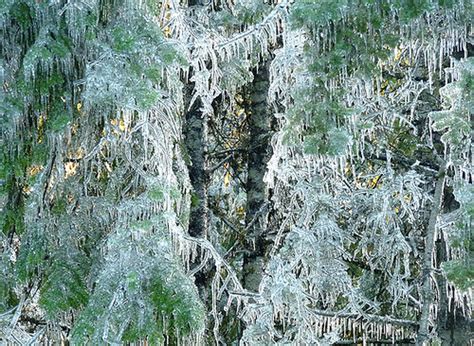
[[236, 108, 245, 117], [68, 148, 84, 160], [37, 114, 45, 143], [344, 163, 351, 176], [27, 165, 44, 177], [224, 171, 231, 187], [402, 58, 411, 66], [119, 119, 126, 132], [65, 162, 78, 178], [236, 206, 245, 217], [367, 175, 382, 189], [394, 47, 402, 61]]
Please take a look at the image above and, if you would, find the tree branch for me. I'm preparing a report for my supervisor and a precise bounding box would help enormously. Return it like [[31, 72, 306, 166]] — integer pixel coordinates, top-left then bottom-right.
[[335, 338, 415, 345], [307, 308, 418, 328], [206, 153, 233, 174]]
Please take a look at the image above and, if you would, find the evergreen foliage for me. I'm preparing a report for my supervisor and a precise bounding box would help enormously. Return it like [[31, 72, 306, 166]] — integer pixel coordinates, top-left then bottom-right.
[[0, 0, 472, 344]]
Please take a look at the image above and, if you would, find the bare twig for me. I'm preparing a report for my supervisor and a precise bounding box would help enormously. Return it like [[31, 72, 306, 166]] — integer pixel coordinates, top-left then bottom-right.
[[26, 328, 45, 346], [206, 154, 233, 174], [0, 306, 16, 319]]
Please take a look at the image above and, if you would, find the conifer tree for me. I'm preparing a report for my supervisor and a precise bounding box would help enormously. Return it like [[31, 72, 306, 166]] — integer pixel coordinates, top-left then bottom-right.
[[0, 0, 472, 344]]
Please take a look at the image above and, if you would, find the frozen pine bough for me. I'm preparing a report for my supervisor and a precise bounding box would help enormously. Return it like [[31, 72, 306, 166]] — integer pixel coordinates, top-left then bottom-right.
[[0, 0, 472, 344]]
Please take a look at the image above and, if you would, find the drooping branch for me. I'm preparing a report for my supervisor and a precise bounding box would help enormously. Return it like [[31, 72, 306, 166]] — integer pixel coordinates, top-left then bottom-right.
[[216, 0, 289, 51], [335, 338, 415, 345], [308, 308, 418, 328]]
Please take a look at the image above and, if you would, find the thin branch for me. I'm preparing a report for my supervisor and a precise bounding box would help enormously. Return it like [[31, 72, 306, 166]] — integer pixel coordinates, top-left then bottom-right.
[[211, 207, 240, 233], [0, 307, 17, 319], [26, 327, 45, 346], [187, 250, 211, 277], [179, 233, 244, 292], [6, 295, 25, 340], [208, 147, 244, 158], [371, 152, 440, 172], [206, 154, 233, 174], [244, 201, 270, 233]]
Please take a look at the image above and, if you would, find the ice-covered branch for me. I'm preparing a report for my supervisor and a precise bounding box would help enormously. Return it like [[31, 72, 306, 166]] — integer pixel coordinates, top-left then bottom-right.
[[308, 308, 418, 328]]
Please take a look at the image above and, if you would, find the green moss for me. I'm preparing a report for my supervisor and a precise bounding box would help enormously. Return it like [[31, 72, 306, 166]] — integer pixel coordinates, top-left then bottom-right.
[[37, 72, 65, 95], [137, 88, 159, 110], [31, 143, 49, 165], [396, 0, 433, 21], [145, 67, 162, 83], [291, 0, 349, 29], [148, 270, 205, 336]]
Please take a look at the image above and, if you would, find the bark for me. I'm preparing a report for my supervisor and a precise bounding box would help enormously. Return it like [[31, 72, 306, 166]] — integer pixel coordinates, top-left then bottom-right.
[[183, 85, 216, 343], [184, 96, 209, 238], [184, 3, 209, 238], [183, 87, 212, 321], [242, 62, 272, 292], [417, 166, 445, 345]]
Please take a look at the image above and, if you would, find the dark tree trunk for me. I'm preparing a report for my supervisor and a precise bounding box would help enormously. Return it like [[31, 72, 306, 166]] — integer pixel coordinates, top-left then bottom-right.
[[183, 87, 217, 344], [242, 62, 272, 292], [184, 0, 209, 239], [184, 96, 209, 238]]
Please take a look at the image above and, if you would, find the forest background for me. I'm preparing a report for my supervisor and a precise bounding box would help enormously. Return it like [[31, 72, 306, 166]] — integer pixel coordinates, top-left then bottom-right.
[[0, 0, 473, 344]]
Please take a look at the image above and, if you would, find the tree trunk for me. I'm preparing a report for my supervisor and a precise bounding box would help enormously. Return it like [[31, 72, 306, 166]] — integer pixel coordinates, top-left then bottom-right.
[[183, 86, 217, 343], [184, 95, 209, 238], [242, 62, 272, 292], [417, 166, 445, 344]]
